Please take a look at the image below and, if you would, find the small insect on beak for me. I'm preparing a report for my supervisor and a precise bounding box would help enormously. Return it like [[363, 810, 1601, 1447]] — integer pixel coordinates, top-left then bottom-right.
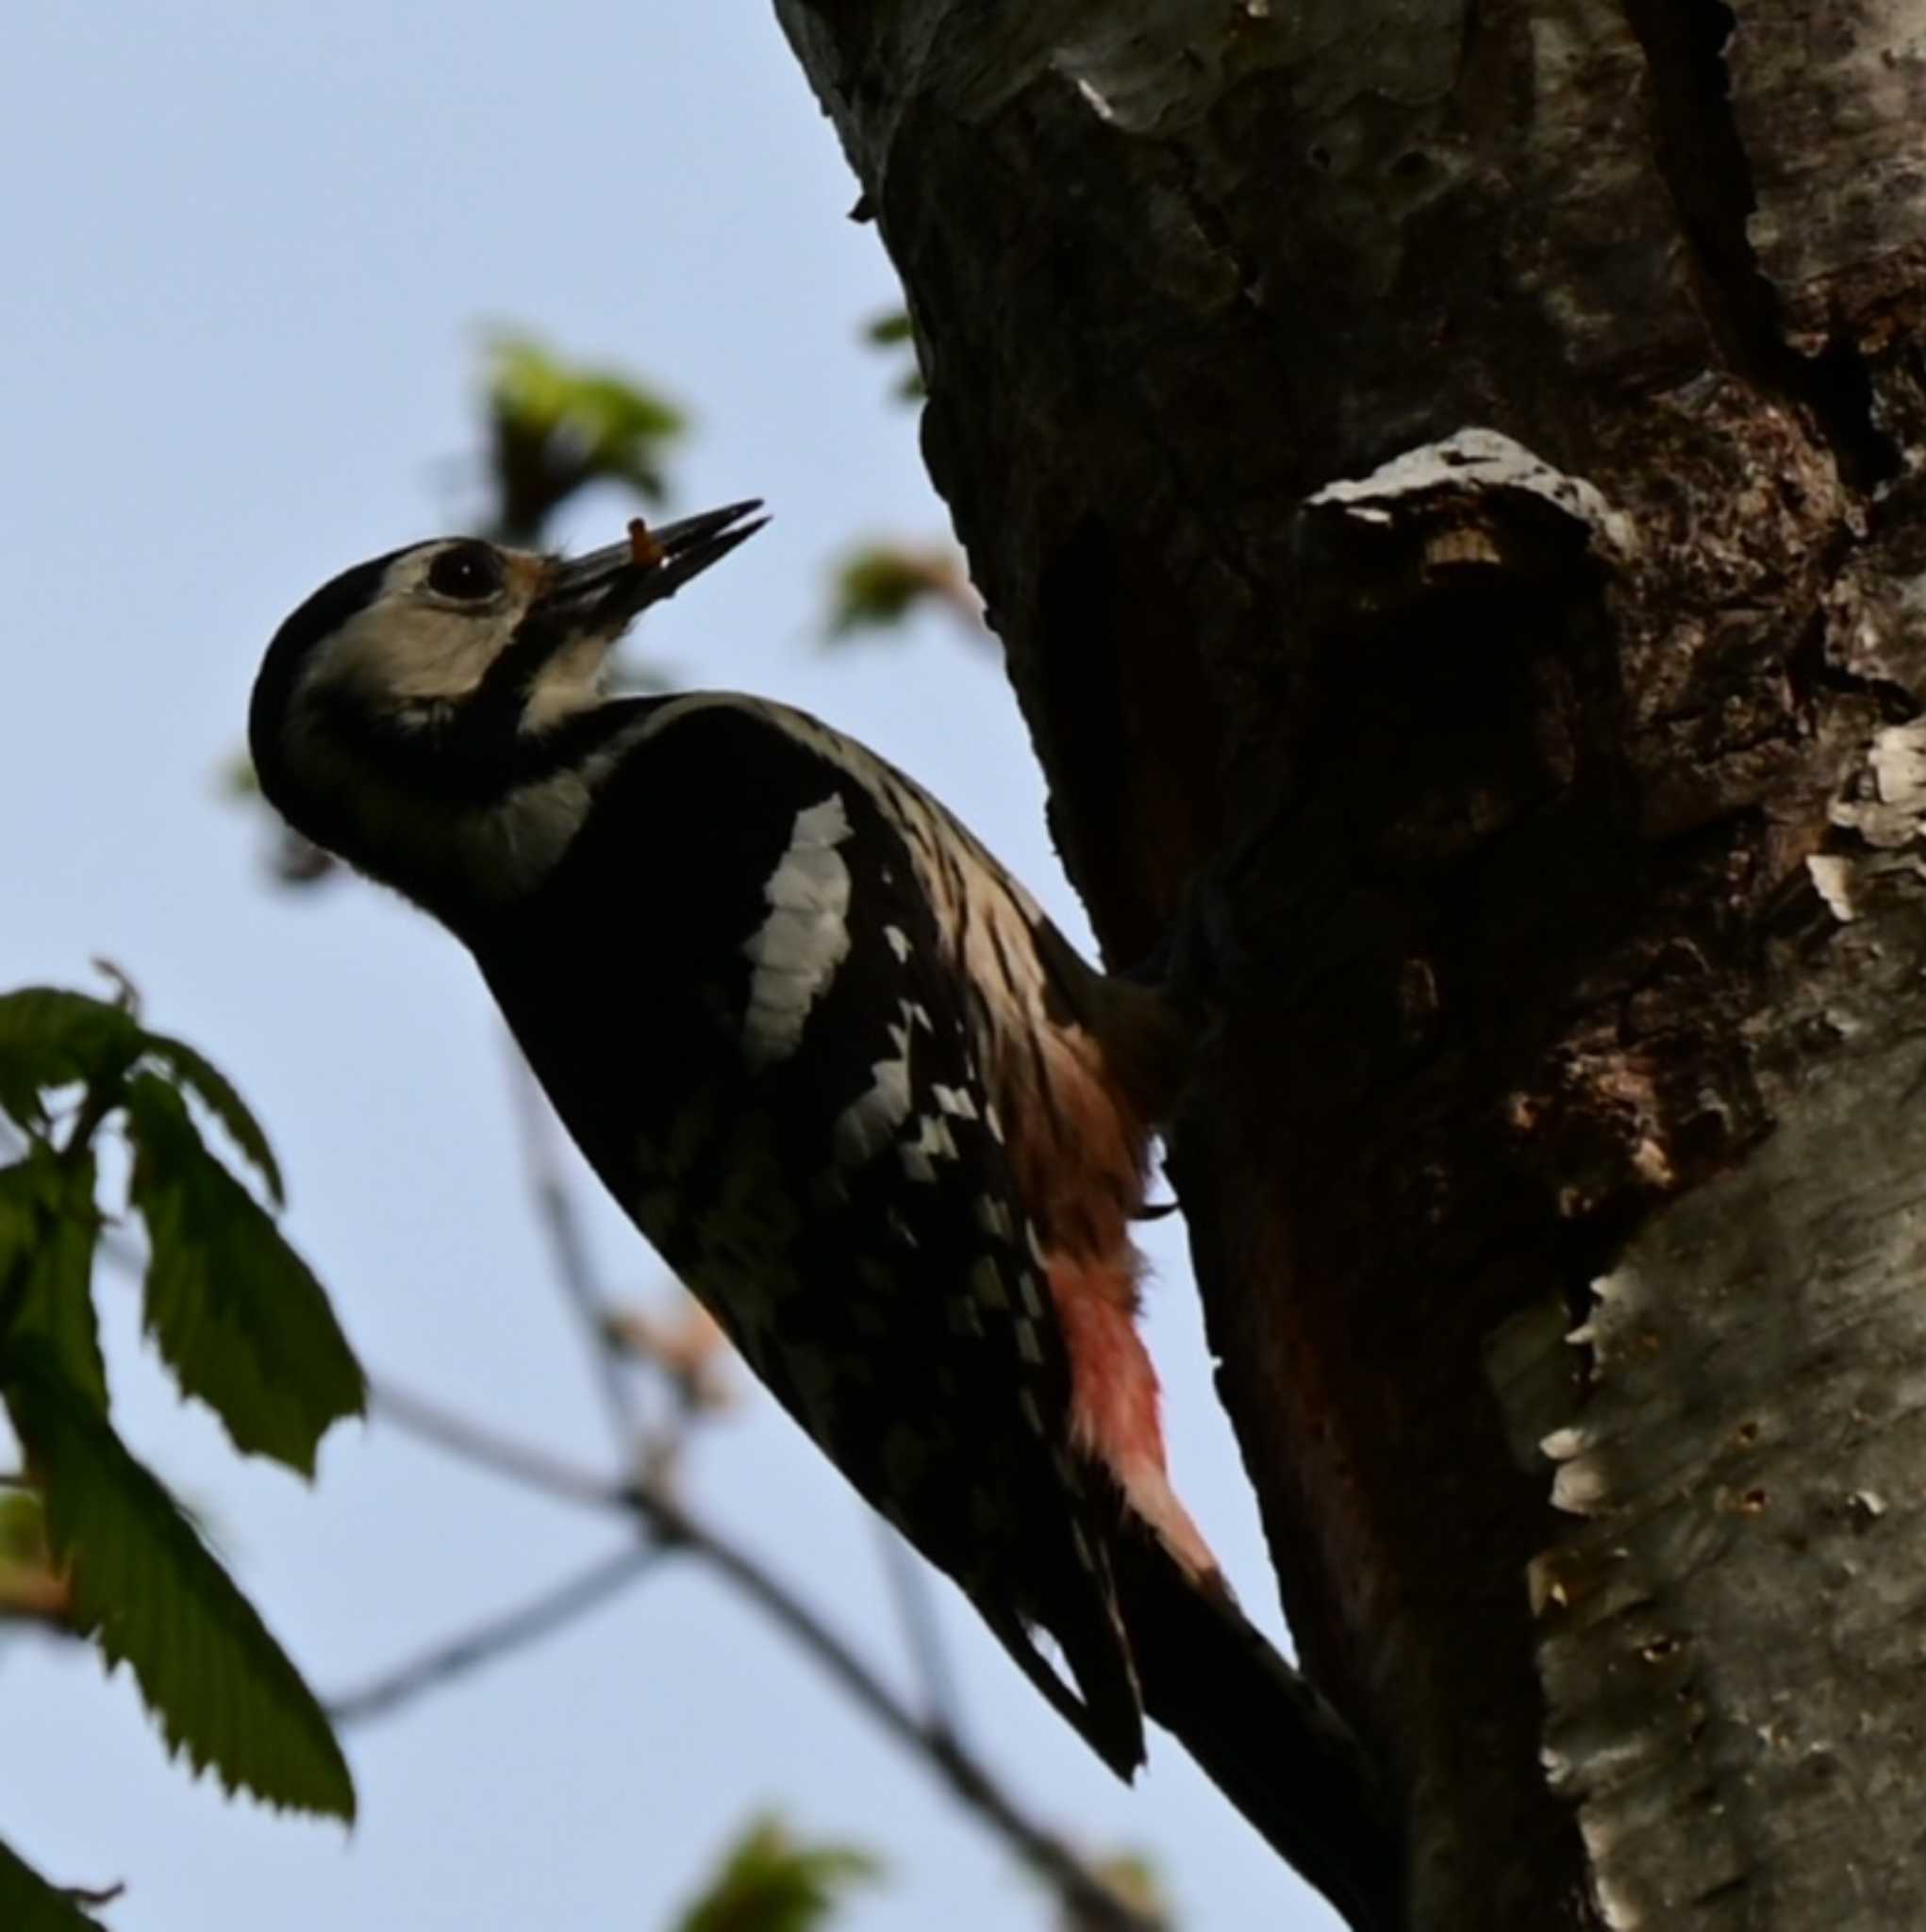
[[537, 500, 768, 636]]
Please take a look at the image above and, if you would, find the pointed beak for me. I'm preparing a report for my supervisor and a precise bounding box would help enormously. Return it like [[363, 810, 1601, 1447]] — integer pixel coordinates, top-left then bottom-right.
[[538, 499, 767, 634]]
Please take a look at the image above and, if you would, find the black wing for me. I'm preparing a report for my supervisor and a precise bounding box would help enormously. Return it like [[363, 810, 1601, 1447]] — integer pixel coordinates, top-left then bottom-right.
[[478, 699, 1146, 1772]]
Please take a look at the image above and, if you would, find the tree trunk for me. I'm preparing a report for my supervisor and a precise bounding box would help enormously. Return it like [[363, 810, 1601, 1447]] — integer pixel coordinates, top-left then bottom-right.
[[772, 4, 1926, 1925]]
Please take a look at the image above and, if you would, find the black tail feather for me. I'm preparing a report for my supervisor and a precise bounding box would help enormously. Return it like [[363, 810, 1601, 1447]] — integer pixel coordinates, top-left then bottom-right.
[[1113, 1535, 1403, 1932], [984, 1608, 1144, 1780]]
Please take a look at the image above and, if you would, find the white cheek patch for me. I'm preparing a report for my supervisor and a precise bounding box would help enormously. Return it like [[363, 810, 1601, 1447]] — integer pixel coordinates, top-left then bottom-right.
[[741, 795, 853, 1069], [324, 599, 513, 704]]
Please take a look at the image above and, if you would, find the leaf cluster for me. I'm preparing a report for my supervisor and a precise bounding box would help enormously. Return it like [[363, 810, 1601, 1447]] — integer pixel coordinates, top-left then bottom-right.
[[0, 984, 365, 1921], [675, 1817, 880, 1932], [485, 330, 688, 540], [825, 542, 978, 641]]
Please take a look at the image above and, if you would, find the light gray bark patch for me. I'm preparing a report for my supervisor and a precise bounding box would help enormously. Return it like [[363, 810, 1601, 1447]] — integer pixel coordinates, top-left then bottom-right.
[[1831, 716, 1926, 848], [1727, 1, 1926, 320], [1503, 927, 1926, 1926], [1804, 854, 1859, 923], [1307, 427, 1638, 556], [1617, 0, 1905, 486]]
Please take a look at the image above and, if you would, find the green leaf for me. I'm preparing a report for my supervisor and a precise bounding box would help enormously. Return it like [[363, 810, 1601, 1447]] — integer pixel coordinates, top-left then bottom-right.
[[485, 332, 686, 503], [4, 1344, 356, 1820], [1078, 1850, 1169, 1928], [0, 1841, 111, 1932], [137, 1033, 284, 1207], [862, 308, 914, 347], [0, 991, 141, 1131], [220, 749, 262, 798], [824, 544, 972, 641], [0, 1146, 106, 1410], [676, 1818, 881, 1932], [123, 1075, 362, 1475], [859, 308, 925, 401]]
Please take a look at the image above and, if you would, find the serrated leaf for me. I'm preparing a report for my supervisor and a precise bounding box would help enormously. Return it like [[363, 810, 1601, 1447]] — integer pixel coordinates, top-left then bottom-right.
[[137, 1033, 284, 1207], [676, 1817, 881, 1932], [0, 1147, 106, 1410], [0, 1841, 111, 1932], [0, 991, 141, 1131], [4, 1344, 356, 1820], [122, 1076, 362, 1475]]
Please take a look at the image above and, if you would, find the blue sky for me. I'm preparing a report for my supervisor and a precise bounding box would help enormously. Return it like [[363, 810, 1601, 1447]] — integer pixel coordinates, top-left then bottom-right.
[[1, 8, 1330, 1928]]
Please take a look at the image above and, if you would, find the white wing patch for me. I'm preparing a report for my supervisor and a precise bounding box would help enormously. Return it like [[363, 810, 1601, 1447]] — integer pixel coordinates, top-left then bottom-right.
[[834, 1008, 915, 1166], [975, 1194, 1015, 1241], [638, 695, 1096, 1184], [833, 997, 934, 1168], [901, 1109, 960, 1183], [741, 794, 853, 1069]]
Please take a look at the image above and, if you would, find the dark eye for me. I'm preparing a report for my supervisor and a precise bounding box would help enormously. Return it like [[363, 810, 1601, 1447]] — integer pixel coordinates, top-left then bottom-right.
[[426, 543, 504, 601]]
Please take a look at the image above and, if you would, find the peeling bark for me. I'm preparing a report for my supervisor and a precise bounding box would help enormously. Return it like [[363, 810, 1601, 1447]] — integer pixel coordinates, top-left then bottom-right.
[[772, 2, 1926, 1925]]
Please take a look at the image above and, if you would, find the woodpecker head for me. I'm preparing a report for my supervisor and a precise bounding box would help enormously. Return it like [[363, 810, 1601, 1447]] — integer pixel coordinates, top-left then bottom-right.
[[249, 502, 763, 910]]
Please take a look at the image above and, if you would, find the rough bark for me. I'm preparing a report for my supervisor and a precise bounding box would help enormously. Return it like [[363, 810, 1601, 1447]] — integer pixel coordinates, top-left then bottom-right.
[[772, 4, 1926, 1926]]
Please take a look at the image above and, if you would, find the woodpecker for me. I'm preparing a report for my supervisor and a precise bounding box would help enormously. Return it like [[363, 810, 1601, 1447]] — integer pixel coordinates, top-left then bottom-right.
[[250, 506, 1395, 1927]]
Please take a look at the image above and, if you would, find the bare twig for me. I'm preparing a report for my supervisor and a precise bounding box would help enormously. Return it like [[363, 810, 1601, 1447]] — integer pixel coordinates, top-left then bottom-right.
[[328, 1543, 661, 1726], [874, 1518, 965, 1744], [503, 1043, 640, 1455], [369, 1376, 1161, 1932], [61, 1880, 127, 1910], [368, 1378, 626, 1512]]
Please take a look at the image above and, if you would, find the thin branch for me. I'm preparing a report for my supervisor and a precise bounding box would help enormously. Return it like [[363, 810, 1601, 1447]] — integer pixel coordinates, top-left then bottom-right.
[[368, 1378, 627, 1512], [874, 1517, 966, 1744], [369, 1375, 1161, 1932], [328, 1543, 661, 1726], [503, 1041, 640, 1455]]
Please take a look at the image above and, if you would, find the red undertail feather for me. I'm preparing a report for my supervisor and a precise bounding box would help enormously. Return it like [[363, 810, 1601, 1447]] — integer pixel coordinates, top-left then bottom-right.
[[1048, 1251, 1219, 1581], [1007, 1012, 1221, 1582]]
